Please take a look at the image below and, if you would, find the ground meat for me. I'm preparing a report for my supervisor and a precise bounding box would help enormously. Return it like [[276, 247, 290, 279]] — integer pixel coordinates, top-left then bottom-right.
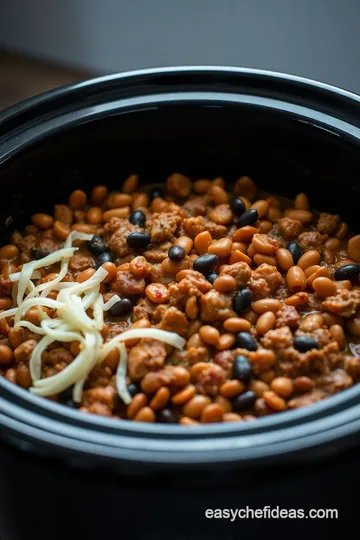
[[149, 264, 174, 286], [105, 218, 141, 257], [298, 231, 327, 253], [213, 349, 236, 373], [132, 297, 157, 321], [220, 262, 251, 288], [322, 289, 360, 318], [11, 233, 37, 263], [314, 369, 353, 394], [187, 346, 210, 365], [168, 274, 212, 309], [14, 339, 37, 363], [106, 320, 129, 339], [277, 218, 303, 240], [200, 289, 235, 322], [250, 264, 283, 293], [183, 216, 206, 237], [276, 305, 300, 328], [261, 326, 293, 349], [143, 241, 172, 262], [345, 356, 360, 381], [156, 306, 188, 336], [166, 173, 192, 198], [288, 390, 327, 409], [68, 252, 94, 273], [316, 212, 340, 235], [127, 338, 167, 380], [150, 212, 181, 243], [0, 277, 12, 296], [248, 277, 270, 299], [44, 347, 74, 367], [308, 293, 324, 312], [278, 341, 342, 377], [81, 385, 117, 416], [196, 363, 226, 396], [204, 219, 227, 238], [183, 196, 209, 216], [86, 366, 114, 388], [54, 204, 73, 225], [113, 271, 146, 296]]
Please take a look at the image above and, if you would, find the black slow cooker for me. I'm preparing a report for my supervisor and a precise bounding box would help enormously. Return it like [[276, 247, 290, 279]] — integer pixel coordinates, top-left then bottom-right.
[[0, 67, 359, 539]]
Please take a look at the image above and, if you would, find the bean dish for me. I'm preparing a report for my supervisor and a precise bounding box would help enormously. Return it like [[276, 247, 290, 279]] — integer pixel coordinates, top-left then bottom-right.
[[0, 174, 359, 425]]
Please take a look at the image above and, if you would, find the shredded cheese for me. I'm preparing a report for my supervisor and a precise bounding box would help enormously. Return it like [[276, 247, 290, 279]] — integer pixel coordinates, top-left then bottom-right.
[[0, 232, 186, 405]]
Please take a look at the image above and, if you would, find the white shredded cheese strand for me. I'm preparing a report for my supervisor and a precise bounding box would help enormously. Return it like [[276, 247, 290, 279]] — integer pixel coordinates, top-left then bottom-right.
[[103, 294, 121, 311], [116, 343, 131, 405]]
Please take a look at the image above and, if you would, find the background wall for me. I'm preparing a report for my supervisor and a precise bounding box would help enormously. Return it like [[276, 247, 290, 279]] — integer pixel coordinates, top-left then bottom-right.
[[1, 0, 360, 93]]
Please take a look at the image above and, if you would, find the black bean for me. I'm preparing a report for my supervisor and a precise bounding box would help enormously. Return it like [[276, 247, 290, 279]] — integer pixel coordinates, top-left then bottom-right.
[[287, 241, 302, 264], [95, 251, 113, 268], [238, 209, 259, 227], [168, 245, 186, 262], [87, 235, 107, 255], [150, 187, 164, 200], [293, 336, 319, 352], [129, 210, 146, 227], [235, 332, 258, 351], [157, 409, 178, 423], [232, 355, 252, 382], [231, 197, 246, 217], [127, 383, 139, 397], [206, 272, 218, 284], [233, 391, 257, 411], [232, 288, 253, 314], [126, 232, 151, 249], [109, 298, 133, 318], [334, 264, 360, 283], [63, 398, 79, 409], [31, 248, 51, 260], [193, 253, 219, 274]]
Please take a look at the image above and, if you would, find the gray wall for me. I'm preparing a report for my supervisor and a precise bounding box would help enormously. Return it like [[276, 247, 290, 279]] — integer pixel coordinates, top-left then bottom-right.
[[1, 0, 360, 93]]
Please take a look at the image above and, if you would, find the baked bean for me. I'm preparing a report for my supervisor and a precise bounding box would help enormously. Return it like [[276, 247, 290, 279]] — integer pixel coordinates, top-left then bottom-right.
[[249, 380, 269, 397], [259, 370, 276, 383], [325, 238, 341, 250], [213, 177, 225, 187], [101, 262, 117, 283], [194, 179, 212, 193], [132, 192, 149, 210], [268, 206, 282, 222], [253, 254, 277, 266], [213, 275, 236, 293], [2, 263, 17, 279], [103, 207, 130, 221], [232, 242, 247, 252], [31, 213, 53, 229], [103, 348, 119, 371], [194, 231, 212, 254], [294, 192, 310, 210], [304, 264, 321, 278], [348, 235, 360, 262], [149, 387, 171, 411], [300, 313, 324, 332], [223, 317, 251, 333], [306, 266, 330, 288], [263, 390, 287, 411], [322, 249, 334, 265], [267, 196, 281, 208], [130, 256, 150, 277], [201, 403, 224, 423], [246, 244, 255, 260], [91, 185, 108, 205], [0, 244, 18, 259], [5, 368, 16, 383], [233, 226, 259, 242], [25, 306, 51, 325], [123, 174, 139, 193], [171, 385, 196, 405], [208, 204, 233, 225], [223, 413, 243, 422], [287, 266, 306, 292], [347, 316, 360, 337], [127, 393, 148, 419], [275, 248, 294, 271], [16, 365, 32, 389], [53, 220, 70, 240], [243, 309, 259, 325], [70, 341, 81, 356], [336, 222, 348, 240], [145, 283, 170, 304], [126, 319, 151, 347], [298, 250, 321, 270], [0, 297, 13, 310], [0, 344, 13, 365], [251, 199, 269, 218], [186, 332, 205, 349], [133, 407, 156, 422], [172, 366, 190, 387], [209, 185, 228, 204], [199, 325, 220, 346], [215, 395, 232, 413], [116, 262, 131, 272], [69, 189, 87, 210], [8, 328, 23, 349], [184, 296, 198, 320], [76, 268, 96, 283], [256, 311, 276, 335], [330, 324, 345, 348], [284, 209, 313, 224], [150, 197, 167, 213], [161, 257, 190, 274], [180, 417, 200, 425], [190, 362, 209, 382], [322, 312, 344, 327], [312, 277, 337, 298], [71, 223, 96, 234], [258, 220, 273, 234], [175, 236, 193, 254], [270, 377, 293, 398], [293, 376, 314, 393], [208, 238, 233, 258], [183, 395, 212, 418], [230, 250, 253, 265], [252, 234, 278, 255], [220, 379, 245, 398], [251, 349, 276, 372], [187, 320, 202, 337], [216, 333, 235, 351], [86, 207, 103, 225], [234, 176, 256, 200], [252, 298, 281, 314]]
